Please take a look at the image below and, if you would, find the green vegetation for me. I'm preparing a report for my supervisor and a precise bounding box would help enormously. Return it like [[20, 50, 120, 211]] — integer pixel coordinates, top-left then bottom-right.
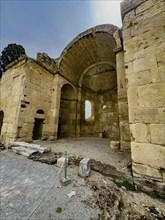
[[0, 43, 27, 77], [56, 207, 62, 213], [113, 179, 136, 191]]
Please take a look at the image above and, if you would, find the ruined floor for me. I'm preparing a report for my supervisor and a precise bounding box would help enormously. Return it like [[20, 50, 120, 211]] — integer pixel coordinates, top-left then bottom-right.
[[36, 137, 131, 176], [0, 139, 165, 220]]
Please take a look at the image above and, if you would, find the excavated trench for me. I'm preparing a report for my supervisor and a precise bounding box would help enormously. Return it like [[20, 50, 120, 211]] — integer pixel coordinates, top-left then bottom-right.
[[28, 151, 165, 220]]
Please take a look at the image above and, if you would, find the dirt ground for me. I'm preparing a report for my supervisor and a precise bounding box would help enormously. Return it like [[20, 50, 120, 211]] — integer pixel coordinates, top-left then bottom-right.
[[1, 138, 165, 220]]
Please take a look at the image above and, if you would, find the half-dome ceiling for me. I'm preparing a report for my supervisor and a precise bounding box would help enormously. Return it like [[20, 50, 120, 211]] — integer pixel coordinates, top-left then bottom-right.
[[59, 24, 118, 91]]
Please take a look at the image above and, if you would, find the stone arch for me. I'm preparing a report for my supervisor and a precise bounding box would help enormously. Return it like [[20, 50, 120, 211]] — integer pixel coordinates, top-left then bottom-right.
[[58, 83, 77, 138], [58, 24, 120, 139], [0, 110, 4, 136], [58, 24, 118, 84]]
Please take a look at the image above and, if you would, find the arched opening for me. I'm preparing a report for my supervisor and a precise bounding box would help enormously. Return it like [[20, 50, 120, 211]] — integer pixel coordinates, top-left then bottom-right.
[[36, 109, 44, 114], [32, 110, 44, 140], [0, 111, 4, 135], [58, 84, 76, 138], [85, 100, 91, 120], [85, 100, 94, 122]]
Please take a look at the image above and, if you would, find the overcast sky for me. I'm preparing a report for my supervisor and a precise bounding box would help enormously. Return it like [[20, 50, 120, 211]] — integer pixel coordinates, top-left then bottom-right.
[[1, 0, 122, 59]]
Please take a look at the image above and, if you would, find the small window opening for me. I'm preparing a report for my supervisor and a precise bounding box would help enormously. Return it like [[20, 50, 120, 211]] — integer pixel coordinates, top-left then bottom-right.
[[36, 109, 44, 114], [85, 100, 94, 121]]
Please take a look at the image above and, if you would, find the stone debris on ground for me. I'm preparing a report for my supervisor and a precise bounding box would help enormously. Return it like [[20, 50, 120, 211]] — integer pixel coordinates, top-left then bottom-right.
[[67, 191, 76, 198], [79, 157, 91, 177], [1, 151, 165, 220]]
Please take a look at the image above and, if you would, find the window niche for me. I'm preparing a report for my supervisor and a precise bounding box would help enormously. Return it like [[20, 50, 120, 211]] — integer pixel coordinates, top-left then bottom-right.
[[85, 100, 95, 122]]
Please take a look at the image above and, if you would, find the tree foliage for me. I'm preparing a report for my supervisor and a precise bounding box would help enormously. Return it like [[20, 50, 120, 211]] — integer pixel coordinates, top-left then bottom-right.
[[0, 43, 26, 78]]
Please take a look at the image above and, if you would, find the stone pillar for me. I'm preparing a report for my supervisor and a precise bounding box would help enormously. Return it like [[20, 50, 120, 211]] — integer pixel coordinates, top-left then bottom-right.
[[76, 85, 82, 136], [121, 0, 165, 182], [49, 74, 61, 140], [113, 29, 131, 149]]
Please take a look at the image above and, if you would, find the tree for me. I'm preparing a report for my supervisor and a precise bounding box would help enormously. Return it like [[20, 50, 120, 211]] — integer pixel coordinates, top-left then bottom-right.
[[0, 43, 26, 77]]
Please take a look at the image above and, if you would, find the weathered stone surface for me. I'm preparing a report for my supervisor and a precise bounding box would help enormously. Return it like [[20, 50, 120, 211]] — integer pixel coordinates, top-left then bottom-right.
[[13, 141, 50, 153], [131, 142, 165, 168], [56, 157, 66, 168], [130, 123, 150, 143], [150, 124, 165, 145], [12, 146, 37, 157], [79, 158, 91, 177], [110, 141, 120, 150], [132, 162, 162, 181], [138, 83, 165, 108]]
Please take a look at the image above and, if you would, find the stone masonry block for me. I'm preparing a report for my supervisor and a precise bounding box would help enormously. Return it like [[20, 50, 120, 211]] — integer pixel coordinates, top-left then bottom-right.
[[131, 142, 165, 168], [110, 141, 120, 149], [132, 162, 162, 181], [127, 86, 139, 108], [130, 123, 150, 143], [129, 107, 165, 124], [150, 124, 165, 145], [138, 83, 165, 108], [126, 70, 152, 87], [79, 158, 91, 177]]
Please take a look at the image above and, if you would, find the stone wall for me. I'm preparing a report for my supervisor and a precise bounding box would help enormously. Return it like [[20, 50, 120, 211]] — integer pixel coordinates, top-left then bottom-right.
[[122, 0, 165, 181], [113, 29, 131, 149], [81, 88, 120, 140], [16, 59, 55, 142], [0, 59, 27, 146]]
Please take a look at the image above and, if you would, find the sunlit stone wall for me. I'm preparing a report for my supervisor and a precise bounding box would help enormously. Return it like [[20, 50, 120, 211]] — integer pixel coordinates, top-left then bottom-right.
[[121, 0, 165, 181]]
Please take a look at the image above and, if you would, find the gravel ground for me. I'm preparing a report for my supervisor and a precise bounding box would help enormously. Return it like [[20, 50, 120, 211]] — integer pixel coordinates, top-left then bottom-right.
[[1, 150, 165, 220], [0, 151, 99, 220]]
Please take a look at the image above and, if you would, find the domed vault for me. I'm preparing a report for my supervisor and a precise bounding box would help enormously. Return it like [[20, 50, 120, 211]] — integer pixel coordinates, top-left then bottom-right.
[[59, 24, 118, 93]]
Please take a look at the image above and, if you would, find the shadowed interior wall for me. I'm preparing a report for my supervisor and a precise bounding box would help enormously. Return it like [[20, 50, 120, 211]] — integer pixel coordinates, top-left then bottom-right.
[[59, 84, 77, 137]]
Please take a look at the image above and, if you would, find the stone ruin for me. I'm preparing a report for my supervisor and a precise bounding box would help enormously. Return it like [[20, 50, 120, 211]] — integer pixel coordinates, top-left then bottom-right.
[[0, 0, 164, 184]]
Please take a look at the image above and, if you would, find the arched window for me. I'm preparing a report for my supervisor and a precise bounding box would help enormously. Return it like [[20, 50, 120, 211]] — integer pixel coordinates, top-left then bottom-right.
[[85, 100, 91, 120], [36, 109, 44, 114], [85, 100, 94, 121]]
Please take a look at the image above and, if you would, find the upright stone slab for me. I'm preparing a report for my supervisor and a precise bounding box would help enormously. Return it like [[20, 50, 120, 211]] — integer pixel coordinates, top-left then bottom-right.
[[79, 158, 91, 177]]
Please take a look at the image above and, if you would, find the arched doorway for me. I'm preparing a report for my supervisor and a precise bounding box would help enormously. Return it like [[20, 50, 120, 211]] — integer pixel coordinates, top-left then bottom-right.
[[58, 84, 76, 138], [32, 110, 44, 140], [0, 111, 4, 135]]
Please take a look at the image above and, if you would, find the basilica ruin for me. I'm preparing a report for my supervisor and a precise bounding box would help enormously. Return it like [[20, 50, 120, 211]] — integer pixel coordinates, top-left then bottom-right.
[[0, 0, 165, 184]]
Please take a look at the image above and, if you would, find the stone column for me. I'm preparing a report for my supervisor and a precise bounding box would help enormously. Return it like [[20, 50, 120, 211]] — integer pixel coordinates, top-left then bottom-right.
[[113, 29, 131, 149], [76, 85, 82, 136], [49, 74, 61, 140]]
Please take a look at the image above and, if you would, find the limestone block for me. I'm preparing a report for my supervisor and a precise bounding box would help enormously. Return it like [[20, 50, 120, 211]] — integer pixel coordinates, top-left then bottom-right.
[[132, 162, 162, 181], [79, 158, 91, 177], [13, 142, 50, 153], [127, 86, 139, 108], [133, 57, 147, 72], [120, 141, 131, 149], [120, 122, 131, 141], [57, 157, 67, 168], [129, 107, 165, 124], [131, 142, 165, 168], [130, 123, 150, 143], [110, 141, 120, 149], [12, 146, 37, 157], [138, 83, 165, 108], [133, 54, 157, 73], [151, 66, 165, 83], [125, 62, 134, 75], [126, 70, 152, 87], [150, 124, 165, 145]]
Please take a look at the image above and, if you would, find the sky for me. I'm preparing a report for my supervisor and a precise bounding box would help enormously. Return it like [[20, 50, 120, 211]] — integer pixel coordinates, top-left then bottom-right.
[[1, 0, 122, 59]]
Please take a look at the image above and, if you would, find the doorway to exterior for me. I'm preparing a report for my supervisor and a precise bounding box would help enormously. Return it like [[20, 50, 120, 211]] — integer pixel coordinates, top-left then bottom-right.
[[32, 118, 44, 140]]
